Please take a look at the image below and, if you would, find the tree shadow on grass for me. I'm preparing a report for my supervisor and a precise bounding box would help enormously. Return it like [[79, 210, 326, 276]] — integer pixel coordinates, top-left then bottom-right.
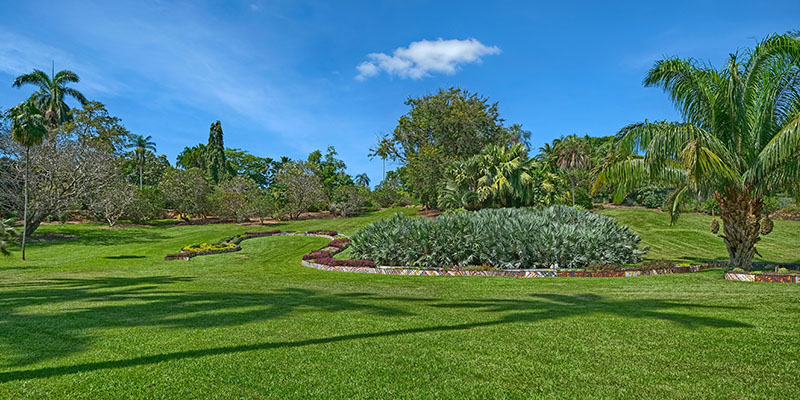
[[0, 280, 751, 383], [23, 226, 170, 248], [0, 276, 412, 370]]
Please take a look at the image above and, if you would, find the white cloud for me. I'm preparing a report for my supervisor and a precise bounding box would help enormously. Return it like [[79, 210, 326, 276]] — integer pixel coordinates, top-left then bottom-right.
[[356, 38, 500, 80]]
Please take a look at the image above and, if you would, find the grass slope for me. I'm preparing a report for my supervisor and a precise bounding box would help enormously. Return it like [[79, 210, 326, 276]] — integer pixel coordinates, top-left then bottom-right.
[[0, 208, 798, 399], [602, 208, 800, 264]]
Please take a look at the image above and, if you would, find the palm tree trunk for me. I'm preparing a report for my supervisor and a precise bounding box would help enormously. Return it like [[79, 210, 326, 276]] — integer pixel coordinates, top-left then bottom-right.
[[139, 155, 143, 190], [21, 147, 29, 261], [716, 188, 763, 270]]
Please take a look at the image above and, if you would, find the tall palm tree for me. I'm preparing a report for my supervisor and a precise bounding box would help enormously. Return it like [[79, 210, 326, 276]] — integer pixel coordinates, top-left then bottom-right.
[[594, 34, 800, 270], [12, 68, 87, 130], [554, 135, 590, 206], [8, 100, 47, 260], [130, 135, 157, 189], [355, 173, 370, 187]]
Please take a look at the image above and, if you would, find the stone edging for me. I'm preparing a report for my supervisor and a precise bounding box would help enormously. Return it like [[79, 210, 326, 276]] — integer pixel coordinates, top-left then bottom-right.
[[724, 271, 800, 283], [300, 261, 714, 278]]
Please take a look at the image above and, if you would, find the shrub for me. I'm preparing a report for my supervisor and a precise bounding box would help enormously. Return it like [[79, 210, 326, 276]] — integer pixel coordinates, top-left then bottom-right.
[[307, 230, 338, 236], [328, 238, 350, 249], [350, 206, 647, 269], [312, 257, 376, 267], [182, 242, 236, 252], [303, 250, 331, 260], [244, 230, 281, 236]]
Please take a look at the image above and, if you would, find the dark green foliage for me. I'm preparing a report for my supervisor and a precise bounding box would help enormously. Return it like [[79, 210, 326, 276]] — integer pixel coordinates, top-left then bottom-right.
[[373, 88, 518, 207], [630, 186, 666, 209], [204, 121, 233, 184], [350, 206, 647, 269], [307, 146, 353, 197]]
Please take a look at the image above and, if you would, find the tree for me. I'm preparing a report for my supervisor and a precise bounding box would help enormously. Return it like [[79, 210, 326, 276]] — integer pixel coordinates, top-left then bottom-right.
[[226, 148, 273, 187], [274, 161, 325, 219], [372, 87, 519, 207], [330, 186, 367, 217], [205, 121, 233, 184], [355, 173, 370, 187], [439, 143, 564, 210], [6, 101, 46, 260], [12, 68, 87, 130], [120, 151, 170, 188], [11, 67, 86, 260], [158, 168, 212, 221], [246, 189, 277, 223], [593, 34, 800, 270], [125, 187, 164, 223], [554, 135, 591, 206], [129, 135, 156, 189], [176, 144, 206, 170], [210, 175, 258, 222], [62, 101, 131, 153], [0, 117, 116, 241], [307, 146, 353, 197], [371, 171, 412, 208], [90, 183, 137, 227]]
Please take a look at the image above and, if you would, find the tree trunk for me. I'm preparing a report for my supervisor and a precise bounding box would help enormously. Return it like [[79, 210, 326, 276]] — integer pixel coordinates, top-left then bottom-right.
[[716, 187, 763, 271], [139, 155, 144, 190], [21, 147, 29, 261]]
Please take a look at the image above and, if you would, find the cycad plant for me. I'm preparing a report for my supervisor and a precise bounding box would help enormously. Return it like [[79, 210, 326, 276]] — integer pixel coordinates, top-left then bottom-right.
[[594, 34, 800, 270]]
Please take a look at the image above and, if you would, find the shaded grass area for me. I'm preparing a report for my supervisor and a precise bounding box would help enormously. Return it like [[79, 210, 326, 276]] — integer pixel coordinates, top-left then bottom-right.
[[0, 208, 798, 398]]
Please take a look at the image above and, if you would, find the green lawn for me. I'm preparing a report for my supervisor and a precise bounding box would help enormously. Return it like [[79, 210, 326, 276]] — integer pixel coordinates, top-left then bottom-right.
[[1, 208, 798, 398]]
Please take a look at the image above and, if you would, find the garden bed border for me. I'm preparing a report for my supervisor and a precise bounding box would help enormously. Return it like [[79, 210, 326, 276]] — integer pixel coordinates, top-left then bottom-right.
[[724, 271, 800, 283]]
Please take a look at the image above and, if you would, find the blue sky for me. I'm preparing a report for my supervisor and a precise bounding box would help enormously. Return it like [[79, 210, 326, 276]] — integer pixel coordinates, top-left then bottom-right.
[[0, 1, 798, 184]]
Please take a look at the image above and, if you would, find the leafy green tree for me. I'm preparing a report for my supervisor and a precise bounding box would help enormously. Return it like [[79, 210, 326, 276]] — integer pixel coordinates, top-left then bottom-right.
[[120, 151, 170, 188], [372, 87, 519, 207], [204, 121, 233, 183], [225, 148, 273, 187], [176, 144, 206, 170], [129, 135, 156, 189], [594, 34, 800, 270], [307, 146, 353, 197], [12, 68, 87, 130], [62, 101, 131, 153], [7, 101, 46, 260]]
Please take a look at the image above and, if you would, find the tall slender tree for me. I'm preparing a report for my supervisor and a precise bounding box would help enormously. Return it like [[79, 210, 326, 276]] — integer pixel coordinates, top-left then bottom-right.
[[204, 121, 232, 184], [7, 100, 47, 260], [11, 67, 87, 260], [554, 135, 590, 206], [594, 34, 800, 270], [129, 135, 156, 189]]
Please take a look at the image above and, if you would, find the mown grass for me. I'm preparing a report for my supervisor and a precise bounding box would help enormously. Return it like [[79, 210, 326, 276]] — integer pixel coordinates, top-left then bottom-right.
[[0, 207, 798, 399]]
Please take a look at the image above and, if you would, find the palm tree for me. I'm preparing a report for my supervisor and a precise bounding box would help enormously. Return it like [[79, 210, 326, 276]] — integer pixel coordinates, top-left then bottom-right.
[[8, 100, 47, 260], [355, 173, 370, 187], [12, 68, 87, 130], [554, 135, 590, 206], [475, 143, 539, 207], [129, 135, 156, 189], [594, 34, 800, 270], [0, 218, 19, 256]]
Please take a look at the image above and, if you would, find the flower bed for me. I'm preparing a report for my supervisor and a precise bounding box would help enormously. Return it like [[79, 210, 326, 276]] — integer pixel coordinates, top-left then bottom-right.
[[165, 229, 326, 261]]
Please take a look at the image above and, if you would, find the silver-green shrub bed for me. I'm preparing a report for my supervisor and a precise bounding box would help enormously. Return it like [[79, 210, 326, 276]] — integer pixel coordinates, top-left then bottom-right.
[[349, 206, 648, 269]]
